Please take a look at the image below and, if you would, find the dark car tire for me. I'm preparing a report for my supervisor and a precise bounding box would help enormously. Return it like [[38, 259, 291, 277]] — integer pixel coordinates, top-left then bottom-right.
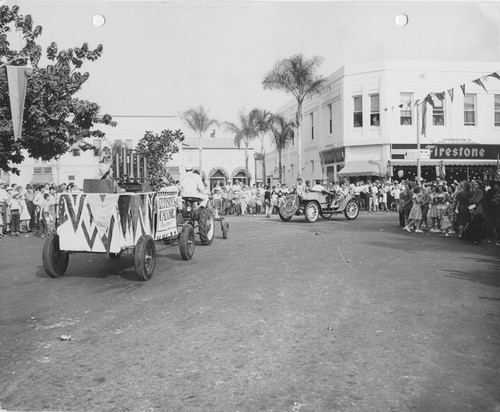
[[135, 235, 156, 281], [42, 234, 70, 278]]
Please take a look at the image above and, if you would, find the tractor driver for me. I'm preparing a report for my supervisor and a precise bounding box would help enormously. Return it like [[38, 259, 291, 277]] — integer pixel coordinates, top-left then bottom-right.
[[180, 167, 208, 209]]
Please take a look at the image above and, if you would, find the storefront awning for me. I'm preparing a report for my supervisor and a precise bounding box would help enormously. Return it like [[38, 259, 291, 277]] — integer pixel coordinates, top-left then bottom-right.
[[337, 160, 384, 177]]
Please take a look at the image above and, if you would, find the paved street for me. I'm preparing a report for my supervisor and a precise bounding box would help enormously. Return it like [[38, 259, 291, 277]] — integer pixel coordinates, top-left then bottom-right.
[[0, 210, 499, 412]]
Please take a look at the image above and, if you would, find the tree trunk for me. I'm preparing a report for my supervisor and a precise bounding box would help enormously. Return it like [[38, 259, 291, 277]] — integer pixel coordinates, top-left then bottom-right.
[[296, 103, 303, 179], [278, 149, 282, 184], [244, 145, 249, 185], [261, 138, 266, 186], [198, 132, 203, 175]]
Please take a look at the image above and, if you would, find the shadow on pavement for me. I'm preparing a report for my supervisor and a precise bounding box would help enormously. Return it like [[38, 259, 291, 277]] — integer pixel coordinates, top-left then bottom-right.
[[443, 256, 500, 288]]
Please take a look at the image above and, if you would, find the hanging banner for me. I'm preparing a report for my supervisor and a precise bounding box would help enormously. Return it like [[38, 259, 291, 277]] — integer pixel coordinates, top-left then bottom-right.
[[6, 66, 30, 141]]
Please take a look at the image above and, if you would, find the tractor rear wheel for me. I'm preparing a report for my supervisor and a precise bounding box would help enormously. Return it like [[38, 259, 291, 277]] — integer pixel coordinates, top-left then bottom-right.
[[198, 208, 215, 245]]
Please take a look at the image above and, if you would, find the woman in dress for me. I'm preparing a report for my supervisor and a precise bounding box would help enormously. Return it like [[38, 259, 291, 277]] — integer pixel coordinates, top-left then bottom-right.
[[435, 184, 448, 232], [404, 186, 423, 233], [428, 185, 438, 231]]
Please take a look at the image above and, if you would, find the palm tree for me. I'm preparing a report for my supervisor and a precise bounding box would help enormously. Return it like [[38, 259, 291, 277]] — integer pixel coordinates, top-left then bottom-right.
[[224, 110, 256, 185], [249, 108, 272, 186], [181, 106, 219, 174], [270, 114, 295, 184], [262, 53, 326, 178]]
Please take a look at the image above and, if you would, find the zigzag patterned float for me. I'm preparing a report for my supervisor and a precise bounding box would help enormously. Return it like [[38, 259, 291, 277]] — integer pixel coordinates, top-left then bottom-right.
[[57, 193, 155, 253]]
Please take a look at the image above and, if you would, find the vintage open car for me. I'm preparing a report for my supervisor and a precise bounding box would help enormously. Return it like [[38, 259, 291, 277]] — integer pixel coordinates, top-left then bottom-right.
[[278, 190, 359, 223]]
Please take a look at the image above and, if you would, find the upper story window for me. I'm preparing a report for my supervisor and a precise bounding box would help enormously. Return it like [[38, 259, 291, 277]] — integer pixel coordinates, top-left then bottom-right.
[[310, 112, 314, 140], [72, 148, 81, 157], [400, 92, 413, 125], [93, 139, 101, 156], [495, 95, 500, 127], [370, 94, 380, 126], [464, 93, 476, 126], [353, 96, 362, 127], [328, 103, 333, 134], [311, 160, 315, 173], [290, 164, 294, 176], [433, 99, 445, 126]]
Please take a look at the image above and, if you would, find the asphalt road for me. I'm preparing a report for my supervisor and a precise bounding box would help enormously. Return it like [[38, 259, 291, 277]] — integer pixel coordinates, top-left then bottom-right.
[[0, 211, 499, 412]]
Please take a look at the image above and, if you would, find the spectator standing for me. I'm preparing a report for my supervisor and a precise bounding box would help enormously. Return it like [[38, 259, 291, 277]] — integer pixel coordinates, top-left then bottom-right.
[[0, 180, 8, 238], [420, 184, 431, 229], [455, 180, 473, 239], [404, 185, 423, 233], [264, 185, 272, 218], [7, 187, 23, 236], [24, 184, 36, 232], [402, 182, 413, 226]]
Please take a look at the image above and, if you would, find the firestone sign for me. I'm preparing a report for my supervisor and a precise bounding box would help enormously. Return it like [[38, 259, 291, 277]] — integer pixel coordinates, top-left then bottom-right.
[[391, 144, 500, 160]]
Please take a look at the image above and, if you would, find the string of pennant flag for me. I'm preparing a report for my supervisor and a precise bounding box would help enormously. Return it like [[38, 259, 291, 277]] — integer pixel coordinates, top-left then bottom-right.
[[383, 69, 500, 136]]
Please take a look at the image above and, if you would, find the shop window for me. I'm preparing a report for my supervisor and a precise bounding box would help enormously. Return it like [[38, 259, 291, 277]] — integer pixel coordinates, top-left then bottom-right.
[[400, 92, 413, 125], [353, 96, 362, 127], [370, 94, 380, 126], [464, 93, 476, 126], [495, 95, 500, 127], [433, 99, 445, 126]]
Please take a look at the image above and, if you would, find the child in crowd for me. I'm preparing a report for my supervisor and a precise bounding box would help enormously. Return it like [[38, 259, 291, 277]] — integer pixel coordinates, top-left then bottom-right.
[[40, 192, 56, 237], [440, 202, 454, 237]]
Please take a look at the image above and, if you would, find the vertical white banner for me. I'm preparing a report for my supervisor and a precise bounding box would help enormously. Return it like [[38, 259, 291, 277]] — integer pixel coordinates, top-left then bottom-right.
[[6, 66, 29, 141]]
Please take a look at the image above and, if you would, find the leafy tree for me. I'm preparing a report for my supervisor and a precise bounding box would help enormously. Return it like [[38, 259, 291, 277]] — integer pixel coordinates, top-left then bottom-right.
[[270, 114, 295, 184], [0, 4, 115, 174], [135, 129, 184, 190], [224, 110, 256, 185], [249, 108, 272, 185], [262, 53, 326, 178], [181, 105, 219, 175]]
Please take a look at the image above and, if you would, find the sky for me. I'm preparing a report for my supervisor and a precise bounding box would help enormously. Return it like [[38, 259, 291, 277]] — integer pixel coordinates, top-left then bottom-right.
[[6, 0, 500, 142]]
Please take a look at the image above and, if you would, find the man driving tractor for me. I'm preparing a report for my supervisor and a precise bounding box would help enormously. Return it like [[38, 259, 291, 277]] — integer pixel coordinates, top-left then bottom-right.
[[180, 167, 208, 210]]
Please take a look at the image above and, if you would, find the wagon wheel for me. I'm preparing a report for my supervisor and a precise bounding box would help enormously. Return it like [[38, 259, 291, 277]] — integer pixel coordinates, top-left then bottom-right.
[[134, 235, 156, 281], [304, 201, 320, 223], [42, 234, 70, 278], [198, 208, 215, 245], [179, 224, 195, 260], [279, 194, 299, 222], [344, 200, 360, 220], [221, 221, 229, 239]]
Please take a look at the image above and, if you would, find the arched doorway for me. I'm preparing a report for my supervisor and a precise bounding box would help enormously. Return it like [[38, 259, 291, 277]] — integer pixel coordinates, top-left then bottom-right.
[[232, 170, 250, 186], [209, 168, 229, 190]]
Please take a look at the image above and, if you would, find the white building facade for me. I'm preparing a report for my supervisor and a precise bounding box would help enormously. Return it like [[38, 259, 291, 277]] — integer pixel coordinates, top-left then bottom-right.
[[266, 59, 500, 186]]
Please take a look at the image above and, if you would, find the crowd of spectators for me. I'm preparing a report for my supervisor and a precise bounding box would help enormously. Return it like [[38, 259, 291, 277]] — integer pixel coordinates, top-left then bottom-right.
[[0, 181, 80, 238], [394, 177, 500, 246], [2, 176, 499, 247]]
